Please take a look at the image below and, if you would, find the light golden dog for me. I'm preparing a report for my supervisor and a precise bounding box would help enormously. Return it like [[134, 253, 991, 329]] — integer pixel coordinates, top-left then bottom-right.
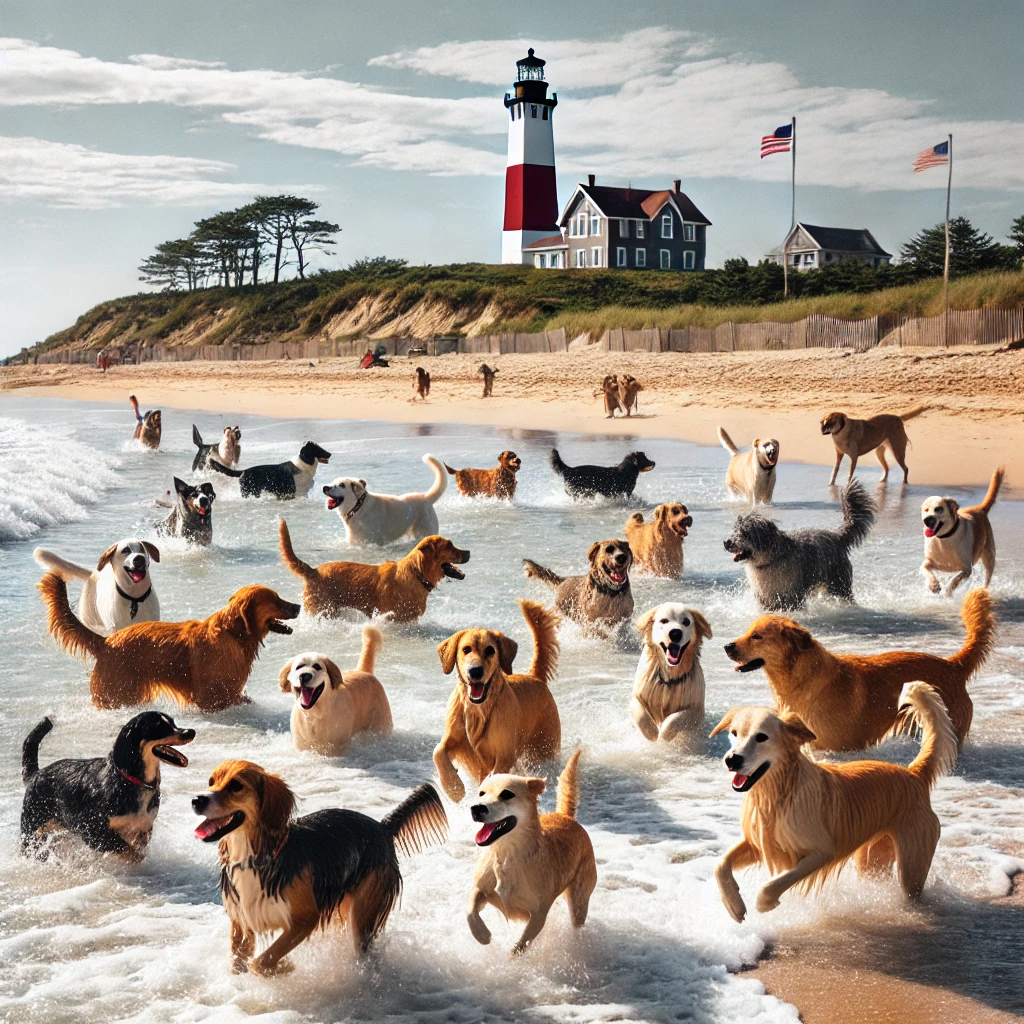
[[444, 450, 521, 499], [596, 375, 622, 418], [718, 427, 779, 504], [617, 374, 643, 417], [433, 600, 561, 802], [820, 406, 927, 485], [624, 503, 692, 578], [921, 466, 1004, 595], [711, 682, 956, 922], [467, 749, 597, 955]]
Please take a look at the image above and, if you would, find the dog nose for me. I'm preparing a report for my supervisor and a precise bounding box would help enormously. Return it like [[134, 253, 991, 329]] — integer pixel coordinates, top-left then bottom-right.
[[725, 753, 745, 772], [299, 672, 313, 685], [467, 665, 484, 682], [923, 516, 936, 528], [192, 794, 209, 813], [614, 553, 628, 565], [179, 729, 196, 742], [470, 804, 489, 822], [668, 628, 683, 643], [132, 555, 146, 568], [724, 642, 738, 657]]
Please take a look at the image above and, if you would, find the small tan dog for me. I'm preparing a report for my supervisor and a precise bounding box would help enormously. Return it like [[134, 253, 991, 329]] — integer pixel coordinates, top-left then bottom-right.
[[279, 628, 393, 756], [921, 466, 1004, 594], [467, 749, 597, 955], [624, 503, 692, 578], [444, 450, 521, 499], [414, 367, 431, 401], [596, 375, 622, 418], [711, 682, 956, 922], [718, 427, 779, 504], [480, 364, 498, 397], [618, 374, 643, 417], [821, 406, 927, 485]]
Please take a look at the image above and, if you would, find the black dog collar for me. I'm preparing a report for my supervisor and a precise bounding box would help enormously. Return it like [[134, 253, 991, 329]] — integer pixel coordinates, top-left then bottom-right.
[[412, 567, 435, 592], [936, 516, 961, 540], [115, 583, 153, 619], [117, 766, 157, 790], [590, 572, 629, 598], [343, 490, 368, 521]]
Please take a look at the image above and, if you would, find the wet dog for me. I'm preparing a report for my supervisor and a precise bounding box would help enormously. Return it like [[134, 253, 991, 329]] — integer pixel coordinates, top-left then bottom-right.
[[467, 750, 596, 955], [550, 449, 655, 499], [624, 502, 692, 578], [129, 395, 161, 449], [480, 364, 498, 397], [157, 477, 215, 546], [444, 450, 521, 499], [192, 424, 241, 471], [21, 712, 194, 861], [821, 406, 928, 485], [718, 427, 779, 505], [723, 480, 875, 609], [209, 441, 331, 499], [414, 367, 431, 400]]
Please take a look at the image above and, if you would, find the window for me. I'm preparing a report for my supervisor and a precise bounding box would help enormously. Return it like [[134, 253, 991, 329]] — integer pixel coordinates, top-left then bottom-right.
[[542, 106, 548, 120], [616, 247, 627, 267], [591, 247, 602, 267], [551, 253, 560, 268], [577, 214, 587, 237], [575, 248, 587, 268], [635, 248, 646, 267], [619, 219, 629, 238], [636, 221, 645, 239], [683, 250, 695, 270], [537, 254, 547, 268], [803, 253, 814, 266], [661, 214, 673, 239], [568, 220, 575, 238], [659, 249, 671, 269], [531, 104, 537, 118], [590, 216, 600, 236], [683, 223, 696, 242]]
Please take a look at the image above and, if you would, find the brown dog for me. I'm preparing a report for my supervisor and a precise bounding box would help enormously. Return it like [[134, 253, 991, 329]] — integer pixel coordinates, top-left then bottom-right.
[[617, 374, 643, 416], [596, 375, 621, 418], [444, 450, 521, 499], [414, 367, 431, 400], [38, 571, 299, 710], [279, 519, 469, 622], [129, 395, 161, 449], [723, 588, 993, 750], [624, 503, 692, 578], [433, 599, 561, 802], [820, 406, 928, 485], [480, 363, 498, 397]]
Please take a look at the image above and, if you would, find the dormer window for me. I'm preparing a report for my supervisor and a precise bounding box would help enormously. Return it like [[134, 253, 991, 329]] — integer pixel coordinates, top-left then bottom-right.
[[661, 213, 673, 239]]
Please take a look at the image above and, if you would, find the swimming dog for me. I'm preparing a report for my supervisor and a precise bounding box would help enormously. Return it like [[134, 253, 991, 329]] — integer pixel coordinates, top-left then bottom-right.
[[821, 406, 928, 485], [21, 712, 194, 861], [279, 630, 392, 756], [617, 374, 643, 417], [596, 375, 621, 418], [209, 441, 331, 499], [414, 367, 431, 400], [192, 424, 242, 471], [323, 454, 448, 546], [550, 449, 655, 499], [434, 600, 561, 803], [724, 588, 993, 750], [711, 682, 956, 922], [129, 395, 161, 449], [718, 427, 779, 505], [33, 539, 161, 636], [523, 540, 634, 632], [467, 750, 597, 955], [921, 466, 1004, 595], [723, 480, 875, 610], [624, 502, 692, 578], [480, 364, 498, 397], [39, 572, 299, 710], [193, 761, 447, 974], [157, 477, 215, 546], [444, 450, 521, 499], [631, 604, 712, 742]]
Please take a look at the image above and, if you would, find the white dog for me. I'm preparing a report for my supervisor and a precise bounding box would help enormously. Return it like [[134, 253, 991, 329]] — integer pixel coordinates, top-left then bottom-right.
[[33, 539, 161, 636], [323, 454, 448, 545], [718, 427, 780, 505], [631, 603, 712, 742], [279, 627, 392, 756]]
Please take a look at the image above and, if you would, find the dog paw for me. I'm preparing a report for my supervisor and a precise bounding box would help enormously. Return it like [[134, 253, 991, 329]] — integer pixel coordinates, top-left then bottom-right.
[[755, 888, 781, 914], [510, 941, 530, 957], [467, 914, 491, 945], [231, 958, 249, 975], [250, 955, 293, 977], [927, 578, 941, 594]]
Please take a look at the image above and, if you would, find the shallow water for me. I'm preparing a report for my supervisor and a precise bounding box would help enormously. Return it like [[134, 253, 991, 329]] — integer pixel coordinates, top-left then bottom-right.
[[0, 396, 1021, 1023]]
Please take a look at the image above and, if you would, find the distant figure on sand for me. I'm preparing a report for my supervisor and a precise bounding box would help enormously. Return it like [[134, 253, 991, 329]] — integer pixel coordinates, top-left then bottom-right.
[[129, 395, 161, 449], [596, 375, 621, 418], [618, 375, 643, 417], [414, 367, 431, 401], [479, 364, 498, 397]]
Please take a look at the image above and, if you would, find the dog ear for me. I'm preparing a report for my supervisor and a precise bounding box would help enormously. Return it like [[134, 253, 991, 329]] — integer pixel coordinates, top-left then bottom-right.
[[780, 622, 813, 651], [199, 483, 215, 497], [256, 770, 295, 835], [326, 659, 344, 690], [587, 541, 601, 564], [96, 544, 118, 571], [709, 708, 736, 738], [437, 631, 465, 675], [654, 505, 667, 522], [358, 479, 367, 490], [495, 633, 518, 674], [620, 540, 633, 563], [751, 438, 761, 450], [174, 477, 190, 495], [142, 542, 161, 563], [278, 659, 294, 692], [946, 499, 960, 516], [525, 777, 546, 797], [690, 609, 713, 640], [781, 714, 817, 746], [634, 607, 656, 638]]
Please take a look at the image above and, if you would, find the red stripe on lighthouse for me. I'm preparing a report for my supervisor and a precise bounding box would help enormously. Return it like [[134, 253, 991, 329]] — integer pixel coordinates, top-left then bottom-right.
[[503, 164, 559, 231]]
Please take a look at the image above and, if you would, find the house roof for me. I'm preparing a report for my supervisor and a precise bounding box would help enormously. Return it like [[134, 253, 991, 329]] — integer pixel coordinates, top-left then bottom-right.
[[562, 184, 712, 226], [788, 223, 891, 257], [524, 233, 568, 250]]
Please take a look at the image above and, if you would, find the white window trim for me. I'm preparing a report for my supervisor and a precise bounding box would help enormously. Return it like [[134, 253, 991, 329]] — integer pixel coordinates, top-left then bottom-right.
[[659, 248, 671, 269], [683, 250, 695, 270], [590, 216, 600, 236], [635, 248, 646, 267], [575, 248, 587, 268], [616, 247, 627, 267], [636, 221, 645, 239], [591, 247, 602, 267], [683, 223, 696, 242], [661, 213, 673, 239]]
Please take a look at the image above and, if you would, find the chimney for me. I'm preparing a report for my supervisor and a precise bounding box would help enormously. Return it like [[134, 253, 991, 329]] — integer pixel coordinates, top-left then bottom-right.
[[672, 179, 681, 193], [588, 174, 595, 187]]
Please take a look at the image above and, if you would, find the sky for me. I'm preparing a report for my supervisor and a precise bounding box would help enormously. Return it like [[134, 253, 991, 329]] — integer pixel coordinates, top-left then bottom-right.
[[1, 0, 1023, 357]]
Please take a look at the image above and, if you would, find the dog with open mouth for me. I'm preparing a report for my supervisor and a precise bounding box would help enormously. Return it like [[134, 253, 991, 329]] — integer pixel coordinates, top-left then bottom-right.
[[279, 629, 393, 756], [711, 682, 956, 923], [467, 749, 597, 955], [129, 395, 161, 449], [157, 477, 216, 546], [192, 424, 241, 471], [193, 761, 447, 975], [624, 502, 692, 578], [444, 450, 521, 500], [631, 604, 712, 742], [208, 441, 331, 499], [21, 712, 194, 861], [718, 427, 780, 505], [433, 599, 561, 803]]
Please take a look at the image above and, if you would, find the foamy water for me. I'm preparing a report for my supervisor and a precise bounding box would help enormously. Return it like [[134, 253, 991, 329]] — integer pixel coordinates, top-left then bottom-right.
[[0, 396, 1021, 1023]]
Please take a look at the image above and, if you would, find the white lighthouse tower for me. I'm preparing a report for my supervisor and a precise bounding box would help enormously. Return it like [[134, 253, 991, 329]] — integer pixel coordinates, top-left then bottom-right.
[[501, 48, 559, 264]]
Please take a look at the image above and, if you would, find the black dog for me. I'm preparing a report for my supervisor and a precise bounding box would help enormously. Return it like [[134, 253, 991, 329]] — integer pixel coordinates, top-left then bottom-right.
[[723, 480, 876, 610], [21, 712, 195, 860], [209, 441, 331, 499], [157, 477, 215, 546], [550, 448, 656, 499]]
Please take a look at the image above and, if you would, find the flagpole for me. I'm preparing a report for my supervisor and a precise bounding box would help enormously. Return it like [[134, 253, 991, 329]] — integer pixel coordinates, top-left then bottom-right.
[[943, 133, 952, 346], [783, 116, 796, 298]]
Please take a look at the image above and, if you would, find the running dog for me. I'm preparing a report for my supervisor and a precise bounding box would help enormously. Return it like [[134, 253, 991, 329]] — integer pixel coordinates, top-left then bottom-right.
[[624, 502, 692, 578], [480, 364, 498, 397], [21, 712, 194, 861], [921, 466, 1004, 595], [821, 406, 928, 485], [724, 588, 993, 750], [550, 449, 656, 499], [192, 424, 242, 471], [618, 374, 643, 417], [323, 454, 448, 546], [209, 441, 331, 499], [723, 480, 875, 610], [596, 375, 621, 418], [279, 629, 392, 756], [631, 604, 712, 742], [414, 367, 431, 400], [433, 600, 561, 803], [157, 478, 215, 546], [467, 750, 597, 955], [39, 572, 299, 710], [718, 427, 779, 505], [33, 539, 161, 636], [192, 761, 447, 974], [129, 395, 161, 449], [444, 450, 521, 500], [711, 682, 956, 922]]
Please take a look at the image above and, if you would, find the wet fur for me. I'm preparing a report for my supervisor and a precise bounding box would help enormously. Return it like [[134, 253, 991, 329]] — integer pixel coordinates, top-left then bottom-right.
[[192, 424, 241, 472], [624, 503, 691, 578], [130, 395, 161, 449], [718, 427, 779, 505], [550, 448, 655, 499], [208, 441, 331, 499], [157, 477, 215, 546], [444, 451, 520, 499]]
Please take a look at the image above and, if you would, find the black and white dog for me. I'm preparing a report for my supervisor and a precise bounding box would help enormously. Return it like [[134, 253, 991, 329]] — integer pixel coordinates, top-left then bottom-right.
[[157, 477, 216, 546], [550, 448, 656, 499], [209, 441, 331, 499], [21, 713, 195, 861], [192, 424, 242, 472]]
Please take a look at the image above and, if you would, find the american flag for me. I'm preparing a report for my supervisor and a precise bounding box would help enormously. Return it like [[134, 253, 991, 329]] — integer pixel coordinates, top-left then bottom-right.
[[913, 140, 949, 172], [761, 123, 793, 159]]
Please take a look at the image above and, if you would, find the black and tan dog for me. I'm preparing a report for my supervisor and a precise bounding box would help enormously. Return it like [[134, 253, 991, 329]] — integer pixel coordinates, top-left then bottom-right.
[[480, 364, 498, 397], [129, 395, 161, 449], [157, 477, 216, 546], [550, 449, 655, 499], [192, 424, 241, 472]]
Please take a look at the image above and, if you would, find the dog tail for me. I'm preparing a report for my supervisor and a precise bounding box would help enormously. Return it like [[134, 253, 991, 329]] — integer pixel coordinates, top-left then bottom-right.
[[717, 426, 739, 456], [555, 749, 583, 819], [207, 459, 242, 478], [837, 479, 876, 550], [901, 683, 959, 787], [519, 598, 560, 685], [962, 466, 1005, 517], [191, 424, 205, 471], [358, 625, 384, 674], [444, 463, 457, 476], [22, 717, 54, 783], [129, 394, 142, 422], [382, 783, 449, 857], [900, 405, 929, 423], [32, 548, 92, 581], [278, 519, 317, 580], [522, 559, 564, 590], [37, 572, 105, 660], [549, 448, 567, 478], [627, 511, 645, 526], [948, 588, 995, 681], [422, 454, 447, 503]]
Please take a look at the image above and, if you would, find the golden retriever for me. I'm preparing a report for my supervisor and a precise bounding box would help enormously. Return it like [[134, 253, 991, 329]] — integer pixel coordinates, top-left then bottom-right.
[[718, 427, 779, 504], [820, 406, 928, 485], [617, 374, 643, 416], [596, 375, 621, 418], [414, 367, 431, 400], [624, 503, 692, 578], [444, 450, 521, 499]]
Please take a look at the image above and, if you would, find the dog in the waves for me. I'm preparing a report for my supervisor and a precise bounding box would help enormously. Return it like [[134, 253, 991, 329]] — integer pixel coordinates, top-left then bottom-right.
[[157, 477, 215, 546], [624, 502, 691, 578], [718, 427, 779, 505], [550, 448, 655, 499], [444, 450, 521, 500], [209, 441, 332, 499], [192, 424, 241, 471], [130, 395, 161, 449]]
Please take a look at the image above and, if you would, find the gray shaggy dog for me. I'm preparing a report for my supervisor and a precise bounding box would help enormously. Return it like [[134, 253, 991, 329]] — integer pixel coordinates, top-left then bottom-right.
[[723, 480, 876, 610]]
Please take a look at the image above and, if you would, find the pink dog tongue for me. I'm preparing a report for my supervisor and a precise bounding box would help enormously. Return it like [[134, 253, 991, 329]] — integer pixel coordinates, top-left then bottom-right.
[[194, 817, 227, 840], [300, 687, 317, 708], [475, 821, 498, 845], [732, 773, 749, 789], [924, 527, 936, 538]]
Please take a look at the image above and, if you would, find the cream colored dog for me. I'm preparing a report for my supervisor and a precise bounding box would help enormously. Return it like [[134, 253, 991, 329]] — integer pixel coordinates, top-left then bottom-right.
[[718, 427, 779, 504]]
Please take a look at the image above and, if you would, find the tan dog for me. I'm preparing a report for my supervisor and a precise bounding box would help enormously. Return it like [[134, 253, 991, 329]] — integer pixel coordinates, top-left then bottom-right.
[[480, 364, 498, 397], [723, 588, 993, 751], [433, 600, 561, 802], [129, 395, 161, 449], [711, 682, 955, 922], [279, 519, 469, 621], [617, 374, 643, 417], [921, 466, 1004, 594], [820, 406, 927, 485], [624, 503, 692, 578], [444, 450, 521, 499], [596, 375, 621, 418], [279, 629, 392, 756], [467, 750, 597, 955], [414, 367, 431, 400], [718, 427, 779, 504]]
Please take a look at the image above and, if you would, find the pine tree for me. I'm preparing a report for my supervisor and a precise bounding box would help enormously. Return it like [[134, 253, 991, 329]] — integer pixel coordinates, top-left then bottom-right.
[[899, 216, 1004, 276]]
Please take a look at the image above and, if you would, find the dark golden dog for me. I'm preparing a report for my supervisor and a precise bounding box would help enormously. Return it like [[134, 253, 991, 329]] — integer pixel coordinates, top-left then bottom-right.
[[820, 406, 927, 485], [414, 367, 431, 401], [129, 395, 161, 449], [444, 450, 521, 499], [480, 363, 498, 397], [624, 503, 692, 578]]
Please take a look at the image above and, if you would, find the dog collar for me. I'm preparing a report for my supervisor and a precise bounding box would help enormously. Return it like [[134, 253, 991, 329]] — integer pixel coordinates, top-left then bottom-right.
[[412, 567, 435, 592], [228, 831, 290, 872], [115, 583, 153, 619], [343, 490, 368, 521], [936, 517, 960, 540], [117, 766, 157, 790], [590, 573, 629, 597], [655, 668, 693, 687]]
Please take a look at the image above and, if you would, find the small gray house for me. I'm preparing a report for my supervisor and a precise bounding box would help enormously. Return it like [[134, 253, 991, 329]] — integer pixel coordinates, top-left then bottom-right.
[[766, 223, 892, 271]]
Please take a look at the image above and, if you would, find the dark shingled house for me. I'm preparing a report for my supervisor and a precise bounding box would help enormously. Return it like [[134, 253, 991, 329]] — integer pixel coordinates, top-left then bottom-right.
[[766, 223, 892, 271]]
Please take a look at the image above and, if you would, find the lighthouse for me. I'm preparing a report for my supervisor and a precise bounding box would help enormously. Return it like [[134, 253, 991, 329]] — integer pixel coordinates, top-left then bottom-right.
[[501, 48, 559, 264]]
